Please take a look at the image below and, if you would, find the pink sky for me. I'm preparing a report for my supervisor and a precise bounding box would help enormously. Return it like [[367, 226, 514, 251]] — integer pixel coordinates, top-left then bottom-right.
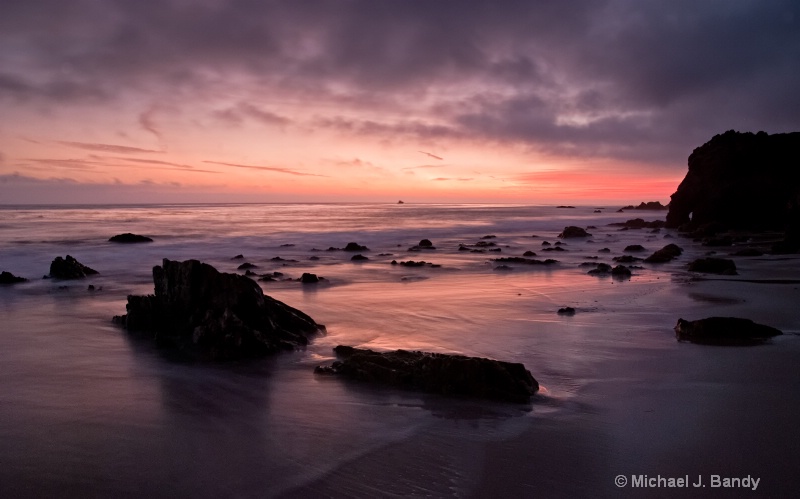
[[1, 1, 797, 204]]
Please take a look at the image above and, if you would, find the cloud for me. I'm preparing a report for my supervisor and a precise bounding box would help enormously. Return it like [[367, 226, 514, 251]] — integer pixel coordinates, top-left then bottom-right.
[[139, 108, 163, 141], [1, 0, 798, 169], [57, 141, 162, 154], [203, 160, 327, 177], [432, 177, 473, 182]]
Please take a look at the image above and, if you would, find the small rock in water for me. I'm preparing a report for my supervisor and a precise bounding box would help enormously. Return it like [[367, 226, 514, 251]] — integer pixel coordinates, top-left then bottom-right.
[[644, 243, 683, 263], [108, 233, 153, 243], [351, 254, 369, 261], [557, 307, 576, 315], [300, 273, 320, 284], [344, 242, 369, 252], [675, 317, 782, 345], [49, 255, 99, 279], [237, 262, 258, 270], [0, 271, 28, 284], [558, 226, 591, 238]]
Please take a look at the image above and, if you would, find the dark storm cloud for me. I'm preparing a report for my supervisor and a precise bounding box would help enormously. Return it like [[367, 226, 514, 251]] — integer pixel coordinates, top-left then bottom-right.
[[2, 0, 799, 165]]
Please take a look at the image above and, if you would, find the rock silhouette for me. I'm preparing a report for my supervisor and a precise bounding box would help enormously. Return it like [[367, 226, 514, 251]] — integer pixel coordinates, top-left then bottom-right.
[[675, 317, 782, 345], [113, 259, 323, 360], [315, 345, 538, 403], [49, 255, 98, 279]]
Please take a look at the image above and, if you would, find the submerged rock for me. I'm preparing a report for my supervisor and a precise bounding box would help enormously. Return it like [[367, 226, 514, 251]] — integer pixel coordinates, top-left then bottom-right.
[[623, 244, 646, 252], [644, 243, 684, 263], [609, 218, 666, 229], [351, 254, 369, 261], [0, 271, 28, 284], [557, 307, 576, 316], [109, 233, 153, 243], [344, 242, 369, 252], [300, 273, 320, 284], [558, 226, 591, 238], [675, 317, 782, 345], [314, 345, 538, 403], [493, 257, 557, 266], [112, 259, 323, 360], [688, 257, 737, 275], [49, 255, 98, 279]]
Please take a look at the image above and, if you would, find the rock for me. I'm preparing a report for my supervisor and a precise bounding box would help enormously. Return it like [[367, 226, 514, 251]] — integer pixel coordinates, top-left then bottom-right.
[[703, 236, 734, 247], [541, 241, 551, 246], [231, 254, 244, 260], [611, 265, 632, 277], [624, 244, 646, 252], [558, 226, 591, 238], [237, 262, 258, 270], [108, 233, 153, 243], [481, 235, 497, 239], [49, 255, 99, 279], [674, 317, 782, 345], [594, 210, 602, 213], [644, 243, 684, 263], [0, 271, 28, 284], [314, 345, 538, 403], [598, 247, 611, 253], [395, 260, 441, 268], [688, 257, 737, 275], [613, 255, 641, 263], [542, 246, 566, 252], [309, 256, 320, 261], [666, 130, 800, 230], [618, 201, 668, 211], [557, 307, 576, 315], [608, 218, 665, 229], [409, 238, 436, 251], [494, 265, 513, 271], [351, 254, 369, 261], [556, 205, 575, 209], [113, 259, 323, 359], [344, 242, 369, 251], [300, 273, 320, 284], [588, 263, 612, 275], [522, 251, 537, 257]]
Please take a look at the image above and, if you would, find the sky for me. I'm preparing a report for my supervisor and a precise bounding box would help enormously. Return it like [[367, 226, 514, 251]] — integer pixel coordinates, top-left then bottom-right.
[[1, 0, 799, 205]]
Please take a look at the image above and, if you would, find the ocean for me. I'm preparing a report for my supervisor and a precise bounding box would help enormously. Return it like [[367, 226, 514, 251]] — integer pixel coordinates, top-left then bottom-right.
[[1, 203, 799, 497]]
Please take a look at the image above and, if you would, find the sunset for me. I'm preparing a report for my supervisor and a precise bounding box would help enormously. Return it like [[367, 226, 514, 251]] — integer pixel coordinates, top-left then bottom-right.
[[3, 1, 798, 204], [2, 2, 800, 497]]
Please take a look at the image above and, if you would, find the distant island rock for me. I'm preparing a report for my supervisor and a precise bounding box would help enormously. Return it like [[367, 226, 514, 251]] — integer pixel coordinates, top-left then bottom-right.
[[112, 258, 324, 360], [675, 317, 782, 345], [617, 201, 668, 212], [314, 345, 538, 403], [49, 255, 99, 279], [109, 233, 153, 243], [666, 130, 800, 231]]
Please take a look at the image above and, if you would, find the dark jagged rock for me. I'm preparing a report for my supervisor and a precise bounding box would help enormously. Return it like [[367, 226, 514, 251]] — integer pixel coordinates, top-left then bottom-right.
[[237, 262, 258, 270], [393, 260, 441, 268], [314, 345, 538, 403], [417, 239, 434, 247], [474, 240, 496, 247], [49, 255, 98, 279], [522, 251, 537, 257], [675, 317, 782, 345], [493, 257, 557, 266], [344, 242, 369, 252], [109, 233, 153, 243], [542, 246, 566, 252], [300, 273, 320, 284], [351, 254, 369, 261], [231, 254, 244, 260], [688, 257, 737, 275], [541, 241, 551, 246], [1, 271, 28, 284], [112, 259, 323, 360], [609, 218, 665, 229], [481, 235, 497, 239], [624, 244, 646, 252], [666, 130, 800, 230], [271, 256, 298, 263], [558, 226, 591, 238], [644, 243, 684, 263], [557, 307, 576, 316]]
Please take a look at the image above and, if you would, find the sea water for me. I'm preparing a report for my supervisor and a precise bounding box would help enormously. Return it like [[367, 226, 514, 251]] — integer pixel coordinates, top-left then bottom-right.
[[1, 203, 799, 497]]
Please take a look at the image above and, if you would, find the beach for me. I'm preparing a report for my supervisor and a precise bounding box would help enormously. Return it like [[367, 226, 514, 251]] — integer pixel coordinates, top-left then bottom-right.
[[1, 203, 799, 497]]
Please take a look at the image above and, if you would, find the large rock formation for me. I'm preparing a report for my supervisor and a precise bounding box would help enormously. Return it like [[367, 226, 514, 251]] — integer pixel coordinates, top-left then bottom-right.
[[113, 259, 324, 360], [666, 130, 800, 230], [49, 255, 99, 279], [109, 233, 153, 243], [675, 317, 782, 345], [315, 345, 538, 403]]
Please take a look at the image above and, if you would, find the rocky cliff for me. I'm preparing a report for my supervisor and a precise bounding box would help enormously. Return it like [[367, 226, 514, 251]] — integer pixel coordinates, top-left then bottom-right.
[[666, 130, 800, 231]]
